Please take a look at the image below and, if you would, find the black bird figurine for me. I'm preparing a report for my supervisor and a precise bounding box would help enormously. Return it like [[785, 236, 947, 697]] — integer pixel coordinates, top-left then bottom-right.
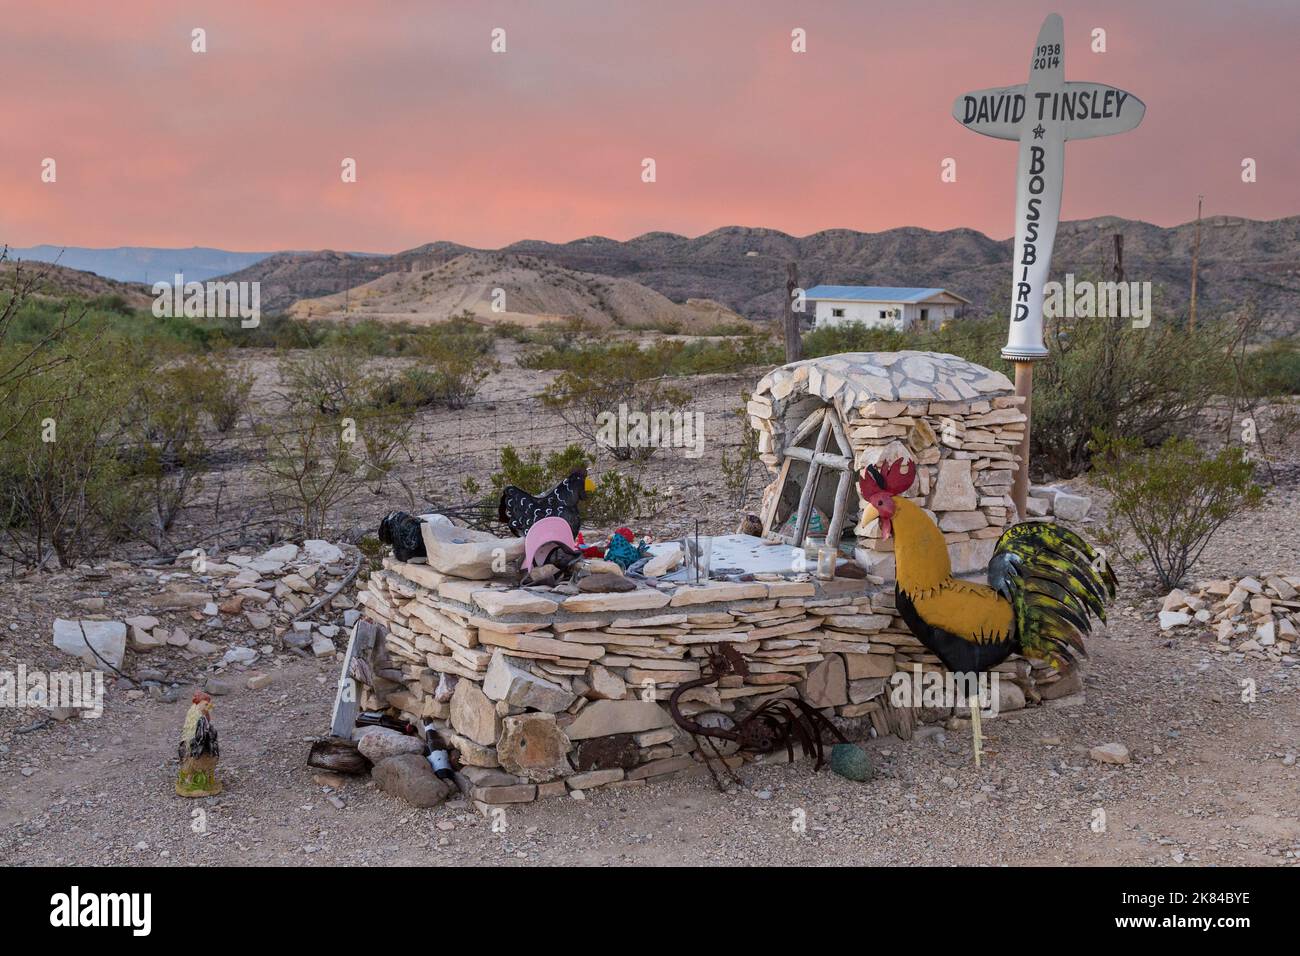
[[498, 468, 595, 537]]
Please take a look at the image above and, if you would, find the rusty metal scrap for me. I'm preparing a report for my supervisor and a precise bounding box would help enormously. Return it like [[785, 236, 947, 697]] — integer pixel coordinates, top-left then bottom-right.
[[668, 644, 848, 790]]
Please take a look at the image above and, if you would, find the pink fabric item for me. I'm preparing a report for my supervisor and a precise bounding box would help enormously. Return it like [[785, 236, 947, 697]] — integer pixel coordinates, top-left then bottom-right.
[[523, 516, 578, 570]]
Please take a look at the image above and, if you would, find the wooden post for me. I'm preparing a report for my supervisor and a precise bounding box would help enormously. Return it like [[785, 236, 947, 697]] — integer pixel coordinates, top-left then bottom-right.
[[1012, 361, 1033, 520], [783, 262, 803, 363], [1189, 195, 1202, 332]]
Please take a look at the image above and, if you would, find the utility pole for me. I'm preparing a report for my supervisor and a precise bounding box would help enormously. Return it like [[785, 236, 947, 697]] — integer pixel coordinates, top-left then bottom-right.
[[783, 262, 802, 363], [1113, 233, 1124, 283], [1189, 195, 1203, 332]]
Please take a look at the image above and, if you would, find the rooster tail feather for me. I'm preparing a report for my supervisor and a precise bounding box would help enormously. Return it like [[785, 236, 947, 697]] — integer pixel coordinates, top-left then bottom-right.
[[993, 522, 1116, 665]]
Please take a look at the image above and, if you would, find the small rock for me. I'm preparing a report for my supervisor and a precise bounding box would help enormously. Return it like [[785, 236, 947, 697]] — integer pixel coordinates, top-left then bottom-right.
[[261, 543, 300, 564], [1090, 742, 1131, 765], [302, 540, 343, 564], [1052, 492, 1091, 522], [52, 619, 127, 670], [222, 647, 258, 666], [356, 727, 426, 761], [578, 572, 636, 593], [372, 754, 451, 808], [1158, 611, 1192, 631]]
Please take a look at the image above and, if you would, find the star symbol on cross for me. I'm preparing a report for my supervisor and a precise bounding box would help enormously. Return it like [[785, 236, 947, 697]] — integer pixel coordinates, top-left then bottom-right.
[[1032, 123, 1046, 139]]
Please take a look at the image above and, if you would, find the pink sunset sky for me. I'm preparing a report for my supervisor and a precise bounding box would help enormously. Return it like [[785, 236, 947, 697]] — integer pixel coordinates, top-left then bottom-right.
[[2, 0, 1297, 253]]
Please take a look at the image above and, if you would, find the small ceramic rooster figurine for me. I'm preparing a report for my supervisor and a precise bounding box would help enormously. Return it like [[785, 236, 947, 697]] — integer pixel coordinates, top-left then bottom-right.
[[176, 691, 222, 797]]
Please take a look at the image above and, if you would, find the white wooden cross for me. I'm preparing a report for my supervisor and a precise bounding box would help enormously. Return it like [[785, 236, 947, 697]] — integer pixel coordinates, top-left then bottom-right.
[[952, 12, 1145, 512]]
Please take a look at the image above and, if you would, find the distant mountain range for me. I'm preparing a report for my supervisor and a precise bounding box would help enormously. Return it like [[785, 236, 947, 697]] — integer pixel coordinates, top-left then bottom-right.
[[3, 245, 279, 284], [11, 215, 1300, 333], [219, 215, 1300, 333]]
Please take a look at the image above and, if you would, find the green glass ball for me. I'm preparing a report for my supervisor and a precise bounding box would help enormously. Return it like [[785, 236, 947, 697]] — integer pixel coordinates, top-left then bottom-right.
[[830, 743, 874, 782]]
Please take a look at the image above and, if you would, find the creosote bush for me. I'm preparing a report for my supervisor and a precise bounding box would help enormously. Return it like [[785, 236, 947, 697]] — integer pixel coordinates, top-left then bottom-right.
[[537, 343, 691, 461], [0, 335, 150, 567], [1090, 433, 1264, 590]]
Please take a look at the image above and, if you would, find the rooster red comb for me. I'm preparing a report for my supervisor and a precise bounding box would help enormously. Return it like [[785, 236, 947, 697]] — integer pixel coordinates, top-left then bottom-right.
[[859, 458, 916, 497]]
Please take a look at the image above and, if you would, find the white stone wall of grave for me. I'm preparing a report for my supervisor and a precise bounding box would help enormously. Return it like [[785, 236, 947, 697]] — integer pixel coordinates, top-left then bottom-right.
[[749, 351, 1027, 578]]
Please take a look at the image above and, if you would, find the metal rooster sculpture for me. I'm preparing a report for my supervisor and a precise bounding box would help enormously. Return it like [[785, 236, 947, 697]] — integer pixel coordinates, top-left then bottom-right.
[[859, 458, 1116, 765]]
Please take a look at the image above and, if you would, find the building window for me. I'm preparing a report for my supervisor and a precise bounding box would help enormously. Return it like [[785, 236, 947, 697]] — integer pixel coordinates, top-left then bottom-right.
[[831, 308, 845, 318], [878, 310, 887, 319]]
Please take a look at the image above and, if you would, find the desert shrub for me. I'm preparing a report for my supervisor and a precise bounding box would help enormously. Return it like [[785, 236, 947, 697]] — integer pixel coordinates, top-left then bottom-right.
[[1244, 339, 1300, 397], [670, 335, 782, 374], [0, 336, 150, 567], [1090, 433, 1264, 590], [200, 358, 255, 432], [488, 444, 589, 501], [1031, 317, 1228, 477], [525, 336, 777, 378], [124, 356, 218, 538], [802, 321, 907, 358], [256, 410, 364, 537], [585, 468, 661, 525], [411, 318, 498, 408], [540, 342, 690, 461], [486, 444, 659, 528], [279, 346, 372, 415], [367, 367, 444, 410], [720, 391, 761, 509], [351, 400, 415, 487], [925, 314, 1007, 370], [702, 320, 761, 338]]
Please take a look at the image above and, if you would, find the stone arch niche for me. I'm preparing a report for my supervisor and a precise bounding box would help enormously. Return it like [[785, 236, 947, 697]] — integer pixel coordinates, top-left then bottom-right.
[[748, 351, 1027, 578]]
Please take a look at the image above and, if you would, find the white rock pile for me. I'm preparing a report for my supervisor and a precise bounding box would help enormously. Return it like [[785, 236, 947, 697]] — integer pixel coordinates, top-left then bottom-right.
[[50, 539, 358, 692], [1160, 573, 1300, 662]]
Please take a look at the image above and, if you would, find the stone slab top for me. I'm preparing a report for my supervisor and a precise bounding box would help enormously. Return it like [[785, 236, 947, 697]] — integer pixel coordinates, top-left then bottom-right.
[[380, 535, 884, 626], [753, 350, 1015, 411]]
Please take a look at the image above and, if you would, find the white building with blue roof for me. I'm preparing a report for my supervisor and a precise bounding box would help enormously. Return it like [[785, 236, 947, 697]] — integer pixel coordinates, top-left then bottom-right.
[[804, 285, 971, 331]]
